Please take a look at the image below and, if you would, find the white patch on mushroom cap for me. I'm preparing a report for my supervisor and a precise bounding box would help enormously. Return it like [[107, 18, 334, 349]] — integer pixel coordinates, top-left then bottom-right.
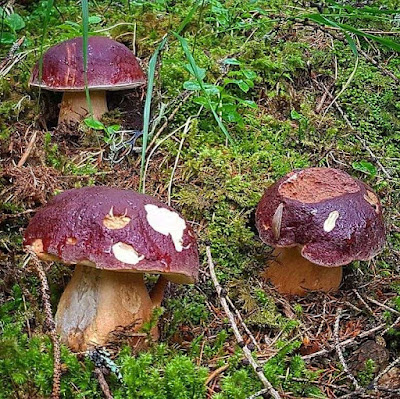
[[323, 211, 340, 233], [145, 204, 186, 252], [285, 172, 298, 183], [112, 242, 144, 265]]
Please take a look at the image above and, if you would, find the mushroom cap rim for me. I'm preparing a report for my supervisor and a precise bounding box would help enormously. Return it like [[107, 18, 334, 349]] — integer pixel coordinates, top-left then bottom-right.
[[29, 80, 146, 92], [29, 248, 195, 284], [266, 243, 380, 268]]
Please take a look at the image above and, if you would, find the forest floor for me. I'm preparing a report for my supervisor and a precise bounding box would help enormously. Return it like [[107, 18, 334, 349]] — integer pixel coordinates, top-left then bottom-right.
[[0, 1, 399, 398]]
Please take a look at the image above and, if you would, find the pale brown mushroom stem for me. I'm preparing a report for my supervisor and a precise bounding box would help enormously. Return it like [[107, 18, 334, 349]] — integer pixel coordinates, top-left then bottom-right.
[[55, 265, 155, 351], [58, 90, 108, 125], [263, 246, 343, 296], [150, 275, 169, 307]]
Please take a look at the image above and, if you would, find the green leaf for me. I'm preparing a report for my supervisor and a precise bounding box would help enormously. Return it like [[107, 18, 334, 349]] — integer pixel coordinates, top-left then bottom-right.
[[0, 32, 16, 44], [88, 16, 102, 24], [223, 58, 240, 65], [290, 109, 302, 120], [107, 124, 120, 134], [84, 118, 104, 130], [237, 98, 257, 108], [185, 63, 206, 80], [183, 80, 201, 91], [237, 80, 249, 93], [6, 14, 25, 31], [242, 69, 257, 80], [352, 160, 377, 176]]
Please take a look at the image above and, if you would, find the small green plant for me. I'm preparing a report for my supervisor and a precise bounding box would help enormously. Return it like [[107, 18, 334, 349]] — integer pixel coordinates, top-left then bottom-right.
[[352, 160, 377, 177], [357, 359, 376, 387], [184, 57, 257, 128], [0, 8, 25, 45], [84, 117, 120, 145]]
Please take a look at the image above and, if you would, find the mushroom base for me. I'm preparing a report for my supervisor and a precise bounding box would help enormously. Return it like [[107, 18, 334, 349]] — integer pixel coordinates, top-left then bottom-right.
[[55, 265, 160, 351], [263, 247, 343, 296], [58, 90, 108, 125]]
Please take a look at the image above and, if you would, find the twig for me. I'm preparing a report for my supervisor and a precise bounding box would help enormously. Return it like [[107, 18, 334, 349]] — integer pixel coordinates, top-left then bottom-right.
[[302, 319, 397, 361], [17, 130, 37, 167], [365, 296, 400, 316], [167, 118, 190, 205], [206, 246, 281, 399], [381, 316, 400, 336], [226, 296, 261, 352], [334, 307, 361, 390], [372, 356, 400, 390], [27, 252, 61, 399], [205, 364, 229, 385], [146, 91, 193, 155], [246, 388, 271, 399], [321, 56, 359, 119], [353, 290, 377, 319], [142, 122, 187, 193], [94, 368, 113, 399]]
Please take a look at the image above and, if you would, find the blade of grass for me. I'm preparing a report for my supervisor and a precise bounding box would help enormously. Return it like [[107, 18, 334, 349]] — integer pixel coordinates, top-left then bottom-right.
[[304, 13, 400, 53], [140, 35, 168, 193], [38, 0, 54, 100], [174, 32, 234, 145], [140, 1, 202, 191], [0, 6, 5, 46], [81, 0, 93, 116]]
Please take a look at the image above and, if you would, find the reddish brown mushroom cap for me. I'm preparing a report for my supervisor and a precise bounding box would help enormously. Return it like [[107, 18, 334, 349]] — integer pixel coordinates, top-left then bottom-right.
[[24, 187, 199, 283], [256, 168, 385, 267], [30, 36, 146, 91]]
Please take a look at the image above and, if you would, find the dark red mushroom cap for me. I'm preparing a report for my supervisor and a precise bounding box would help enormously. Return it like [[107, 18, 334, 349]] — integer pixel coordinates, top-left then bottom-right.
[[24, 187, 199, 283], [30, 36, 146, 91], [256, 168, 385, 267]]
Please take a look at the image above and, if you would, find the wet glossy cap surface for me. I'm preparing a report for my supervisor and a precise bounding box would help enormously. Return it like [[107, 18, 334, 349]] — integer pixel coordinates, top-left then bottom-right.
[[24, 187, 199, 283], [30, 36, 146, 91], [256, 168, 385, 267]]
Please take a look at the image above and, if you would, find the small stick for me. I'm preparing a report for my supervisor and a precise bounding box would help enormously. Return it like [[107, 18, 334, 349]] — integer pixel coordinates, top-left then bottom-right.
[[205, 364, 229, 385], [334, 307, 360, 390], [372, 356, 400, 390], [94, 368, 114, 399], [365, 296, 400, 316], [381, 315, 400, 336], [226, 296, 261, 352], [246, 388, 271, 399], [27, 252, 61, 399], [206, 247, 282, 399], [353, 290, 377, 319], [302, 318, 398, 361], [167, 118, 190, 206], [17, 130, 37, 167]]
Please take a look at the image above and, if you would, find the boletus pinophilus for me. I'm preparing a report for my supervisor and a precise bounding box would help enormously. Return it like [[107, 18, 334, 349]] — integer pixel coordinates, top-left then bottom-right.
[[24, 186, 199, 351], [256, 167, 385, 295], [30, 36, 146, 125]]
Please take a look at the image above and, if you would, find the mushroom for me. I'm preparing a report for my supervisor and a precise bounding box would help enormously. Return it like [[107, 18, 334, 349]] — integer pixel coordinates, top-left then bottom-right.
[[255, 167, 385, 295], [30, 36, 145, 125], [24, 186, 199, 351]]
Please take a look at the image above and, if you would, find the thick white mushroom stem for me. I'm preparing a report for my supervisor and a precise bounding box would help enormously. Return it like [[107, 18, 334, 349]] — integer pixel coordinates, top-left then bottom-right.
[[263, 246, 342, 296], [55, 265, 156, 352], [58, 90, 108, 125]]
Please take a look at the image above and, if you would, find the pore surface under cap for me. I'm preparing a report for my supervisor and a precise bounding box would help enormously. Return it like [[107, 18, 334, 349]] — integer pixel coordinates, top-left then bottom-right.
[[24, 187, 199, 283], [30, 36, 146, 91], [256, 168, 385, 267]]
